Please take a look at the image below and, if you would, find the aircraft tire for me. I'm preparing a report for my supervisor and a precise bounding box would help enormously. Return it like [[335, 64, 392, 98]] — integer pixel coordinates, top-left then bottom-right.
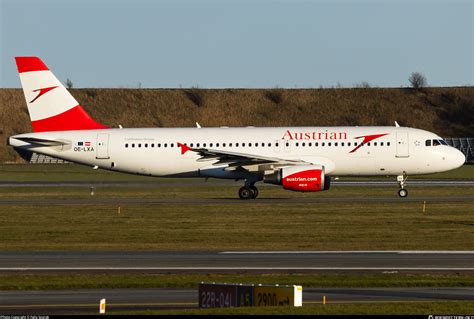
[[398, 188, 408, 198], [250, 186, 259, 199], [239, 186, 253, 200]]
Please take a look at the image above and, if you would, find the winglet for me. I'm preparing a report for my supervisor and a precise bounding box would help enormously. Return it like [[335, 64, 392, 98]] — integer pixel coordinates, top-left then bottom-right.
[[196, 122, 202, 128], [177, 142, 192, 155], [394, 121, 400, 127]]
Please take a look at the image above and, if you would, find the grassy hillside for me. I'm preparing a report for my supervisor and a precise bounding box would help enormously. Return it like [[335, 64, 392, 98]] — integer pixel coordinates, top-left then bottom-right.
[[1, 87, 472, 163]]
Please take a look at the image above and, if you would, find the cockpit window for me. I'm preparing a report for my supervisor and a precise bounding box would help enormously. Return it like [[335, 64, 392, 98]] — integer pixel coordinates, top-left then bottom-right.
[[425, 140, 431, 146], [431, 139, 448, 146]]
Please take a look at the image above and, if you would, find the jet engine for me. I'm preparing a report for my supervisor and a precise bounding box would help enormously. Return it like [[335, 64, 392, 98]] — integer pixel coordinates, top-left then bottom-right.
[[263, 165, 330, 192]]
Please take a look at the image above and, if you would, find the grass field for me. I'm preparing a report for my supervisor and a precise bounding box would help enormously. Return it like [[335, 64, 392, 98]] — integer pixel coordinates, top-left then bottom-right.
[[2, 273, 474, 291], [0, 164, 472, 315], [0, 193, 473, 251], [0, 165, 473, 251]]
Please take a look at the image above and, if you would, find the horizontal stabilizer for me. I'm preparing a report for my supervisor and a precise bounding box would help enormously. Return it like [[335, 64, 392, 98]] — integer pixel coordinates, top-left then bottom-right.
[[14, 137, 69, 146]]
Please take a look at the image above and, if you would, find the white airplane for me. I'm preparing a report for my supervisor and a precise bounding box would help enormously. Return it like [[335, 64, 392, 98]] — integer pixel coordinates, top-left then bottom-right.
[[8, 57, 465, 199]]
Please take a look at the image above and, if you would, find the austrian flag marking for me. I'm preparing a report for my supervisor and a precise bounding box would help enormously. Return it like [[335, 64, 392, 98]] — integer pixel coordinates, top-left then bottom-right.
[[74, 141, 94, 152]]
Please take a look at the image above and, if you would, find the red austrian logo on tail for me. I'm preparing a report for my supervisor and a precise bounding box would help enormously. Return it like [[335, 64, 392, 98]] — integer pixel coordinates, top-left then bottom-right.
[[29, 86, 58, 103], [349, 133, 388, 153]]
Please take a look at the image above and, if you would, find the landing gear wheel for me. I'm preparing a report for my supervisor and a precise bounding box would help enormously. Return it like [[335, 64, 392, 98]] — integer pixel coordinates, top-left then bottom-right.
[[398, 188, 408, 198], [250, 186, 259, 199], [239, 186, 253, 200]]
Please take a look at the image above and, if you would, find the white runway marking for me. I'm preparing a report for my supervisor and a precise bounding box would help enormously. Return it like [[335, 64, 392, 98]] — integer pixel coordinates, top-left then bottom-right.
[[219, 251, 474, 254]]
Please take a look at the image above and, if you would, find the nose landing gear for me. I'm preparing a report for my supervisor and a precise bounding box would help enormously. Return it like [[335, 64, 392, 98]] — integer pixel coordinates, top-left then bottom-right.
[[397, 174, 408, 198]]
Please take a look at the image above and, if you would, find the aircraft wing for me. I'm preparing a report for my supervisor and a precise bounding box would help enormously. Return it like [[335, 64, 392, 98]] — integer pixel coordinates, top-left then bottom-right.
[[178, 143, 308, 171]]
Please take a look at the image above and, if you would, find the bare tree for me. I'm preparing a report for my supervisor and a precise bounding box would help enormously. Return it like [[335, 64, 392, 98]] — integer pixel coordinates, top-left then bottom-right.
[[355, 81, 371, 88], [65, 78, 73, 89], [408, 72, 427, 89]]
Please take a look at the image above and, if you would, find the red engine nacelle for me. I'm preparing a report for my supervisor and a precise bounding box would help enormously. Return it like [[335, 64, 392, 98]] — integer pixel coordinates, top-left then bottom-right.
[[263, 165, 330, 192]]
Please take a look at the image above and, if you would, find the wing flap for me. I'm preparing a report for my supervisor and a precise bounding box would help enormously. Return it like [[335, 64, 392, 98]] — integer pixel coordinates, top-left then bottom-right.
[[178, 142, 308, 171]]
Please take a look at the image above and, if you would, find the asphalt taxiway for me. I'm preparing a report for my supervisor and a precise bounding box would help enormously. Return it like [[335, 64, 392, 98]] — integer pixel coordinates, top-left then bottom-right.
[[0, 179, 473, 188], [1, 251, 473, 273], [1, 287, 473, 314]]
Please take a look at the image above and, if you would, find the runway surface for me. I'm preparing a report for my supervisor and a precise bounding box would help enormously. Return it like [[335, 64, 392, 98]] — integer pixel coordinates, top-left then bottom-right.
[[1, 251, 473, 273], [1, 179, 473, 188], [1, 287, 473, 314], [0, 195, 472, 206]]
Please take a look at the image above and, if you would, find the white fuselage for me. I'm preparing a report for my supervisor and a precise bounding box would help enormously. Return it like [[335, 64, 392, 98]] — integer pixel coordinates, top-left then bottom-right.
[[9, 126, 465, 179]]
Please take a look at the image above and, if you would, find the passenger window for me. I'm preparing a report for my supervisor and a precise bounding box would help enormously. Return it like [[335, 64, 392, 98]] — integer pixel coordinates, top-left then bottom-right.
[[203, 143, 206, 147], [138, 144, 142, 148], [309, 142, 312, 147], [328, 142, 331, 146], [322, 142, 325, 146], [367, 142, 370, 146], [229, 143, 232, 147], [131, 144, 135, 148], [335, 142, 338, 146], [348, 142, 351, 147], [125, 144, 128, 148], [341, 142, 344, 146], [387, 142, 390, 146], [380, 142, 384, 146], [210, 143, 213, 147], [145, 144, 148, 148], [242, 143, 246, 147], [164, 143, 167, 148], [296, 142, 299, 147], [158, 143, 161, 147], [151, 143, 154, 148], [315, 142, 318, 147], [171, 143, 174, 147], [268, 143, 271, 147], [222, 143, 225, 147], [374, 142, 377, 146], [216, 143, 219, 147]]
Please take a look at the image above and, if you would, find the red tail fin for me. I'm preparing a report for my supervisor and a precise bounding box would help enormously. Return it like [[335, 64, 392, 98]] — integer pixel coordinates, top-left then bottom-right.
[[15, 56, 108, 132]]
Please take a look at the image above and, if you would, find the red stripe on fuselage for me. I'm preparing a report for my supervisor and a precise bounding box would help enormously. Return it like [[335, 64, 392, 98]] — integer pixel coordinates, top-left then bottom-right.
[[31, 105, 108, 132], [15, 57, 49, 73]]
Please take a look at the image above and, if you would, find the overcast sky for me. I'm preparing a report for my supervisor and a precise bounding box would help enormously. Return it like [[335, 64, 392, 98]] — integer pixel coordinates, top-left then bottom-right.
[[1, 0, 472, 88]]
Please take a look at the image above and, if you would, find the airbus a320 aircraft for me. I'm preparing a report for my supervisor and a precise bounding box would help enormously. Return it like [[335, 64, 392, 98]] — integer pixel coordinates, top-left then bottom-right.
[[8, 57, 465, 199]]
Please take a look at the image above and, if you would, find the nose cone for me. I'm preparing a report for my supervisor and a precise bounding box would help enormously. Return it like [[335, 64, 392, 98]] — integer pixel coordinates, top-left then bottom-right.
[[450, 147, 466, 169]]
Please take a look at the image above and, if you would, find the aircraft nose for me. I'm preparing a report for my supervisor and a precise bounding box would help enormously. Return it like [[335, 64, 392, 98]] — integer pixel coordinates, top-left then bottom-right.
[[450, 147, 466, 169]]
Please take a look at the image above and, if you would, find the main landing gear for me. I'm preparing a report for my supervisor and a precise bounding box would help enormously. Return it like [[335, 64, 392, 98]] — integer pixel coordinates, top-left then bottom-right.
[[238, 184, 259, 200], [397, 173, 408, 198]]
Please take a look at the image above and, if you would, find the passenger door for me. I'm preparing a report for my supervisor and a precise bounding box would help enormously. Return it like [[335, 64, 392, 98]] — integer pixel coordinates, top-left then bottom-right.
[[96, 133, 110, 159], [396, 131, 409, 158]]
